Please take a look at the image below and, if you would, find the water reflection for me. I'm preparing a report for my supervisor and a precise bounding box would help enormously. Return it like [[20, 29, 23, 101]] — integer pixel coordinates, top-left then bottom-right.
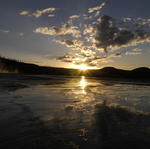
[[79, 76, 87, 94], [1, 75, 150, 149]]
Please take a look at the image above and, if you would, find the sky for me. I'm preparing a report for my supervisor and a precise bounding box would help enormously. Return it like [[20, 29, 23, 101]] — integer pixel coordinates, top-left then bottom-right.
[[0, 0, 150, 69]]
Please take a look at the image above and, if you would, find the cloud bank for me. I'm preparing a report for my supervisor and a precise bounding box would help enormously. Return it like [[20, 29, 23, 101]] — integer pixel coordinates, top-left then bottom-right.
[[31, 1, 150, 67]]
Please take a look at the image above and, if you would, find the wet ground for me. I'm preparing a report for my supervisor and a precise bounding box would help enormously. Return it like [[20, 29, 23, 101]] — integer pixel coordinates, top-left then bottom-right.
[[0, 74, 150, 149]]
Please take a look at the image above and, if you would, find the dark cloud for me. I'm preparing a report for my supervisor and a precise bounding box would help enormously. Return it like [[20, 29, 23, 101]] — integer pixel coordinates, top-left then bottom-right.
[[95, 15, 150, 52]]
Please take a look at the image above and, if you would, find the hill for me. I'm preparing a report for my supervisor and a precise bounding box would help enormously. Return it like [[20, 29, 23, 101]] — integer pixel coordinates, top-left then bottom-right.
[[0, 56, 83, 75], [0, 56, 150, 79]]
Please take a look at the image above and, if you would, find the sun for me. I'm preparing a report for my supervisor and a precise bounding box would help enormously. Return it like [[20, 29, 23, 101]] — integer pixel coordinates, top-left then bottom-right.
[[73, 64, 96, 70]]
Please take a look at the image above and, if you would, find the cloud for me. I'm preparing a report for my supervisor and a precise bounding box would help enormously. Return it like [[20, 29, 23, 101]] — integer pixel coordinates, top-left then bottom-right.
[[19, 33, 24, 36], [57, 52, 108, 66], [94, 15, 150, 52], [88, 1, 107, 13], [56, 14, 150, 65], [31, 1, 150, 67], [69, 15, 80, 20], [19, 8, 56, 18], [82, 1, 108, 20], [122, 17, 134, 23], [67, 15, 81, 24], [125, 48, 142, 56], [83, 24, 94, 35], [0, 29, 9, 33], [48, 14, 55, 17], [19, 11, 30, 16], [135, 18, 150, 27], [34, 23, 81, 38], [56, 39, 84, 50], [57, 55, 76, 63], [55, 13, 150, 66], [121, 17, 150, 28]]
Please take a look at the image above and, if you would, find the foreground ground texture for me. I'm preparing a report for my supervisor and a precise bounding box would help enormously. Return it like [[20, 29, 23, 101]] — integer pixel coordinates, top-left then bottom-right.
[[0, 74, 150, 149]]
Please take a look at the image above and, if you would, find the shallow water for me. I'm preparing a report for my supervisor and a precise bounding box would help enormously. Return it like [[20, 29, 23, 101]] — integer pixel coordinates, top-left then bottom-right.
[[0, 74, 150, 148]]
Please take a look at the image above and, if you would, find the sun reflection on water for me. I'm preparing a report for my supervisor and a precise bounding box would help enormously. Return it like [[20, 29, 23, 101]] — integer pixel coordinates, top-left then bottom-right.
[[79, 76, 87, 94], [64, 76, 100, 104]]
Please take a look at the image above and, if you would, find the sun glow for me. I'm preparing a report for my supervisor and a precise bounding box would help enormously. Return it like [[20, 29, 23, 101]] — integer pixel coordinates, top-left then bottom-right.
[[74, 64, 96, 70]]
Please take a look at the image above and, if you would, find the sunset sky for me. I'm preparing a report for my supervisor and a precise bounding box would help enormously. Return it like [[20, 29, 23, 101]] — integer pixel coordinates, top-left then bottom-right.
[[0, 0, 150, 69]]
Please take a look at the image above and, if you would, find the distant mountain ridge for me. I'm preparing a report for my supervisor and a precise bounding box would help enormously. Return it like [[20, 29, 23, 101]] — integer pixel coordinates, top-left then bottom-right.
[[0, 56, 150, 79]]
